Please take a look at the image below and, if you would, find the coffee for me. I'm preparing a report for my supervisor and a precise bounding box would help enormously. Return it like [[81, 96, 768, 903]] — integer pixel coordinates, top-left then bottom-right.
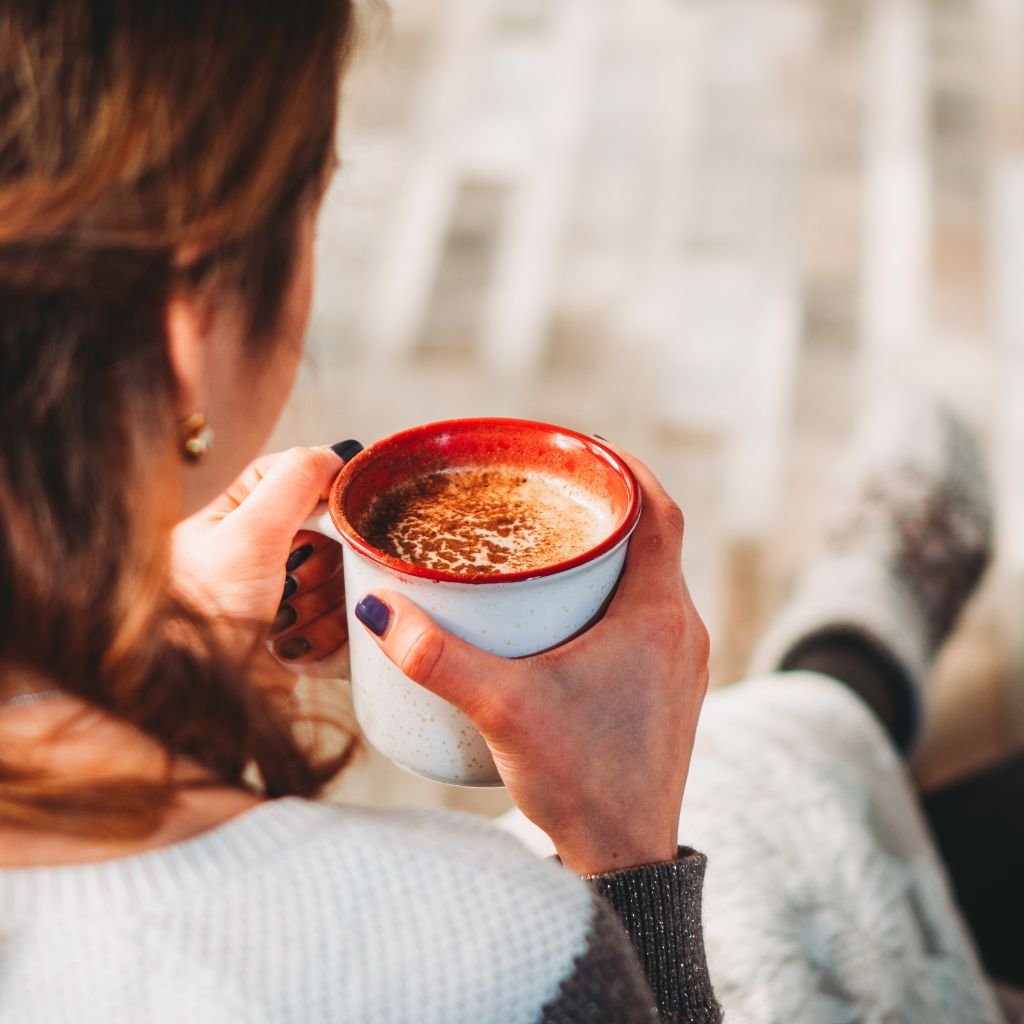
[[358, 467, 615, 575]]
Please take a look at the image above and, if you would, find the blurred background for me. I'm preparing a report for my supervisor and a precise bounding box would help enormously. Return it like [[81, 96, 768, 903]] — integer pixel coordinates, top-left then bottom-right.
[[270, 0, 1024, 814]]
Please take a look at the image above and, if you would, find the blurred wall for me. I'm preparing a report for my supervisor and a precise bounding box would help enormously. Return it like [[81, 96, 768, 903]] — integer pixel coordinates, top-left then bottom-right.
[[272, 0, 1024, 804]]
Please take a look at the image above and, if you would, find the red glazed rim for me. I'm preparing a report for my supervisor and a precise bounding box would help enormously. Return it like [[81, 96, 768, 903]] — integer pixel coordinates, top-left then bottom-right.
[[328, 418, 642, 585]]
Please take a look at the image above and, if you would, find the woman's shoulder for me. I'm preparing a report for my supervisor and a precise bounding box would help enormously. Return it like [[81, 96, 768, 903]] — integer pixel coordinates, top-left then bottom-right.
[[248, 796, 585, 907], [209, 795, 598, 932], [206, 797, 606, 1020]]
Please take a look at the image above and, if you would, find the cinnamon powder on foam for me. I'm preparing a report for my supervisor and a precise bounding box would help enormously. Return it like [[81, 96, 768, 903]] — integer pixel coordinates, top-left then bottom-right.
[[358, 468, 614, 575]]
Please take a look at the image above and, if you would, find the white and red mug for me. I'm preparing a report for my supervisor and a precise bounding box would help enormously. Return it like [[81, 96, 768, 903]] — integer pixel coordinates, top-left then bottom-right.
[[304, 418, 641, 786]]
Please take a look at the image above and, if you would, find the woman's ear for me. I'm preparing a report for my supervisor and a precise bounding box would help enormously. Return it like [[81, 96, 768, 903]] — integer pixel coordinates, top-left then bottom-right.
[[165, 289, 208, 420]]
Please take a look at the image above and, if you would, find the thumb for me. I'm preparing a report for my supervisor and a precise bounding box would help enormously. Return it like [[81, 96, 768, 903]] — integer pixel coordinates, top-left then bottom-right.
[[227, 446, 345, 547], [352, 589, 516, 721]]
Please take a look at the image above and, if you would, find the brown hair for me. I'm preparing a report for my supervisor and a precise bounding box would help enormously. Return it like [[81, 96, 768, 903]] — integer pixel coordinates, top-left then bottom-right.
[[0, 0, 358, 835]]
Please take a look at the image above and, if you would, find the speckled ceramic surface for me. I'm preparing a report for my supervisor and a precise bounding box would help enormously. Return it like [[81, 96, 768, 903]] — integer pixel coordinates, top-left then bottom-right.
[[304, 418, 641, 786], [340, 539, 631, 785]]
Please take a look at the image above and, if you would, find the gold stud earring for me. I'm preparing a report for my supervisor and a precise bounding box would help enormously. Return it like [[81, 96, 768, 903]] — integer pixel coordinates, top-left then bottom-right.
[[178, 412, 215, 462]]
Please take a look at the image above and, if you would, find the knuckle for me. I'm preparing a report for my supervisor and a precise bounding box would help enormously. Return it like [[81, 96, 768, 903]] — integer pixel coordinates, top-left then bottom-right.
[[471, 696, 510, 736], [470, 678, 508, 724], [660, 497, 685, 538], [468, 681, 528, 738], [640, 606, 688, 647], [642, 602, 706, 658], [285, 446, 326, 483], [399, 626, 447, 688]]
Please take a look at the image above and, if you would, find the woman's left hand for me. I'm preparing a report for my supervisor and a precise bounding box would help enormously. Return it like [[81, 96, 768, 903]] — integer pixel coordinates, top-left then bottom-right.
[[350, 449, 709, 875], [170, 445, 356, 677]]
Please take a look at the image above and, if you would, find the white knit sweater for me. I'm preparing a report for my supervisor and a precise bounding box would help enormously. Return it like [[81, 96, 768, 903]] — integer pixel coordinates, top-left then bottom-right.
[[0, 801, 588, 1022], [0, 797, 717, 1023]]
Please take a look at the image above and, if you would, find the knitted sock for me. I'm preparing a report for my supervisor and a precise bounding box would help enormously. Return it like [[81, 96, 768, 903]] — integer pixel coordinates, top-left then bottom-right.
[[748, 394, 993, 752]]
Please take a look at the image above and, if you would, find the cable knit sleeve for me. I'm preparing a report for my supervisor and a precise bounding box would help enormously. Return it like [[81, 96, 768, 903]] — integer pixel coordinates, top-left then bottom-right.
[[540, 848, 722, 1023]]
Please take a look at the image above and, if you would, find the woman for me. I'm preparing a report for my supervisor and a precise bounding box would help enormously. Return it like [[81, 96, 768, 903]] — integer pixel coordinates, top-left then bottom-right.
[[2, 4, 1013, 1023], [0, 3, 718, 1021]]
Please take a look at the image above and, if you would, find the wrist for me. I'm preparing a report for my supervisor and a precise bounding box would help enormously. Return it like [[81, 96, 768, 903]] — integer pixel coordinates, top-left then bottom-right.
[[555, 837, 680, 876]]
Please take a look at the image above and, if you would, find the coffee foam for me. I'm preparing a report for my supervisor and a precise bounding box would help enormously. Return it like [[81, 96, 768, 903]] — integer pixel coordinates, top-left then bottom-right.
[[358, 467, 616, 575]]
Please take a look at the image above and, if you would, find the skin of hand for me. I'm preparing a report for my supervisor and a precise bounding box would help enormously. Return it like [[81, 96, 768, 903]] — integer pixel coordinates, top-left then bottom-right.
[[171, 445, 351, 678], [356, 450, 711, 876]]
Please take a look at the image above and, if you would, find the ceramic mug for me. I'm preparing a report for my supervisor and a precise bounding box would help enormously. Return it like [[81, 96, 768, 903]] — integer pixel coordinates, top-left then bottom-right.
[[303, 418, 642, 786]]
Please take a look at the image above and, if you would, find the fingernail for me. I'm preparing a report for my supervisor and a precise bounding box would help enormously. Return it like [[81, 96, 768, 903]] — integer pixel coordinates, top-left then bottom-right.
[[272, 603, 297, 633], [331, 439, 364, 462], [286, 544, 314, 572], [282, 575, 298, 600], [354, 594, 391, 637], [277, 636, 311, 660], [593, 434, 609, 442]]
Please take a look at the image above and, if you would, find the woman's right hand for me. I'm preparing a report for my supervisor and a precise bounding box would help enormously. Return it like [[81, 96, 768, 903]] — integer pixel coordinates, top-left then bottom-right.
[[353, 451, 710, 876], [171, 445, 354, 678]]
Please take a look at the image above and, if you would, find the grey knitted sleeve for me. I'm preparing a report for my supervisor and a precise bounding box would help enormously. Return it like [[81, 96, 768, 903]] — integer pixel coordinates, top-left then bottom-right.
[[540, 848, 722, 1023], [589, 847, 724, 1024], [588, 848, 721, 1022]]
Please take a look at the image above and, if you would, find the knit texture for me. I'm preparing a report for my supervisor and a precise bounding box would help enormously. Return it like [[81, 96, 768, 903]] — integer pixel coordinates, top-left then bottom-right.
[[539, 897, 659, 1023], [687, 673, 1003, 1023], [498, 673, 1004, 1022], [0, 798, 715, 1023], [587, 851, 720, 1023]]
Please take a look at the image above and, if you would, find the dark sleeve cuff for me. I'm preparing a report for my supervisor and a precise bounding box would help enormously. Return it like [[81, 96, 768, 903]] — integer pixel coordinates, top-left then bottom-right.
[[584, 847, 721, 1023]]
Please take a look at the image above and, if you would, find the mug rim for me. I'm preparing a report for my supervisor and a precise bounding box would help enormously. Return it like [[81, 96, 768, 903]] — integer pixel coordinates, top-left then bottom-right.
[[328, 417, 643, 585]]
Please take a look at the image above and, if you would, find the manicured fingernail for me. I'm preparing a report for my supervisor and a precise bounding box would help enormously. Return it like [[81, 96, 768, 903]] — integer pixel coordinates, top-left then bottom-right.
[[354, 594, 391, 637], [272, 603, 297, 633], [331, 439, 364, 462], [277, 635, 311, 660], [286, 544, 314, 572], [282, 575, 298, 600]]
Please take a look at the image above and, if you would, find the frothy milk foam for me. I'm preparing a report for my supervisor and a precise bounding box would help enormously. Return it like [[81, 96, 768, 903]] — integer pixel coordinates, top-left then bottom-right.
[[358, 467, 616, 575]]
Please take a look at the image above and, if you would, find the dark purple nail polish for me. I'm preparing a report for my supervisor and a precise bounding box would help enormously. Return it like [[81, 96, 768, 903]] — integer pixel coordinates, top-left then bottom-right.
[[272, 603, 297, 633], [277, 636, 311, 660], [331, 439, 364, 462], [286, 544, 314, 572], [354, 594, 391, 637], [282, 575, 298, 600]]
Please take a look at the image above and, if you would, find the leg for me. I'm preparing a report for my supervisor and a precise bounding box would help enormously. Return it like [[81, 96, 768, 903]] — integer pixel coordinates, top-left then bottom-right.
[[788, 628, 1024, 987], [743, 395, 1016, 1000], [750, 394, 993, 754], [679, 672, 1005, 1022]]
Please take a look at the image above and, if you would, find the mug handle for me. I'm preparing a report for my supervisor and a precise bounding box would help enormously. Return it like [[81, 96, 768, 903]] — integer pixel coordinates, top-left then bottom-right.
[[270, 504, 346, 668], [301, 502, 342, 541]]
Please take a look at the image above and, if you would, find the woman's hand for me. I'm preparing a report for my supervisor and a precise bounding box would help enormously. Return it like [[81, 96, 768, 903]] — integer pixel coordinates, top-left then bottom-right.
[[353, 450, 710, 875], [171, 444, 358, 677]]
